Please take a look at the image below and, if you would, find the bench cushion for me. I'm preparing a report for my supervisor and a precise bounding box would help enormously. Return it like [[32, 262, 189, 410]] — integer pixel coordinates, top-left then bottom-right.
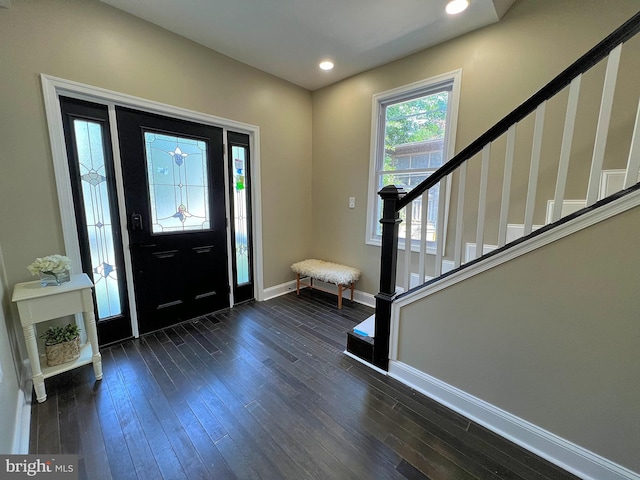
[[291, 259, 360, 285]]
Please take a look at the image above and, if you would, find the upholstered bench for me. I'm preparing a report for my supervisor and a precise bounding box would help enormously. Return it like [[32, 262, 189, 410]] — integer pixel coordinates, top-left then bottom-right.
[[291, 259, 361, 309]]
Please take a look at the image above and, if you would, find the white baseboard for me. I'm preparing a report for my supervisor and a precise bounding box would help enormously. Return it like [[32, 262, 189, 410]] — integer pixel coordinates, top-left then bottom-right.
[[343, 350, 388, 375], [388, 361, 639, 480], [262, 279, 376, 308], [262, 279, 300, 300], [12, 378, 32, 454]]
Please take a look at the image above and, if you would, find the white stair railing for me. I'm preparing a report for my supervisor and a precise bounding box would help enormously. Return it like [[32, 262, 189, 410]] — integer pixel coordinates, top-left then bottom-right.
[[393, 18, 640, 292], [369, 12, 640, 371]]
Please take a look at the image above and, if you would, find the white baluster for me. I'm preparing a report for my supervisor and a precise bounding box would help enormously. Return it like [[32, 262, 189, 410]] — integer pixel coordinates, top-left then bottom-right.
[[474, 144, 491, 260], [624, 98, 640, 189], [552, 76, 582, 223], [498, 125, 516, 247], [434, 178, 447, 276], [454, 162, 467, 267], [586, 44, 622, 205], [524, 102, 546, 235], [403, 200, 413, 292], [418, 192, 428, 283]]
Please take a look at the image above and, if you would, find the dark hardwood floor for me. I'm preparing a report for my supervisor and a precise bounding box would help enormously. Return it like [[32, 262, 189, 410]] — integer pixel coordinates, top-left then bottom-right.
[[30, 290, 580, 480]]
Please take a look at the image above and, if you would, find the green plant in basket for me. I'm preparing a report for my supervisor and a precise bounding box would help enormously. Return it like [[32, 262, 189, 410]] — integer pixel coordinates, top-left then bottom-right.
[[40, 324, 80, 346]]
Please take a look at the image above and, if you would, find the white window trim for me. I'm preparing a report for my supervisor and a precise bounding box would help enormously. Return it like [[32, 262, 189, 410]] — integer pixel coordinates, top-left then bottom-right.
[[366, 69, 462, 254], [41, 74, 265, 338]]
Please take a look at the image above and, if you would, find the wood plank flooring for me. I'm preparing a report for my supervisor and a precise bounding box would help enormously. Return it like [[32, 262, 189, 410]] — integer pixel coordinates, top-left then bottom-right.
[[30, 290, 580, 480]]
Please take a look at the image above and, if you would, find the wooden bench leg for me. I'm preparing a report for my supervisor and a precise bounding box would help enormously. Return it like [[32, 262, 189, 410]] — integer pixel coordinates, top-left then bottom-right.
[[294, 271, 356, 310]]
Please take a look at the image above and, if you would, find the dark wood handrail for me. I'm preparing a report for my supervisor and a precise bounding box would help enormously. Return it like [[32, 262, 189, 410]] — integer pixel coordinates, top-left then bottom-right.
[[397, 10, 640, 210]]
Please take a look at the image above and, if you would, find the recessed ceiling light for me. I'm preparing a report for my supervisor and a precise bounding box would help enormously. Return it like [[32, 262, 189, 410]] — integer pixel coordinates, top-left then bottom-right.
[[446, 0, 469, 15], [319, 60, 334, 71]]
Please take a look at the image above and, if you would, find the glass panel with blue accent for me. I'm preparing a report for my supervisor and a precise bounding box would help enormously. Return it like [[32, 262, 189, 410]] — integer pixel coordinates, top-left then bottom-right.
[[232, 145, 250, 285], [144, 132, 210, 234], [73, 119, 122, 319]]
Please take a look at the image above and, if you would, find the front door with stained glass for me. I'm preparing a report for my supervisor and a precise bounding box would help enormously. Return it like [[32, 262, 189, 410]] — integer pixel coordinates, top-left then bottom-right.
[[116, 107, 229, 334]]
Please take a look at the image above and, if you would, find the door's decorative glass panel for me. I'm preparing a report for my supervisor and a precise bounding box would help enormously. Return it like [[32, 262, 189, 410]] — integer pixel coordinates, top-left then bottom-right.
[[232, 145, 250, 285], [144, 132, 210, 233], [73, 119, 122, 319]]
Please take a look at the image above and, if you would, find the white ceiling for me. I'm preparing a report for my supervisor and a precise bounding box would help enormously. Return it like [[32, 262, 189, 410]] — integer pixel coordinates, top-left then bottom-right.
[[99, 0, 514, 91]]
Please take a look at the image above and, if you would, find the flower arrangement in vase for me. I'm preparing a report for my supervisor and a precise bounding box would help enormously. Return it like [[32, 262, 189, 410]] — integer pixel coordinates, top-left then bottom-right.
[[27, 254, 72, 286]]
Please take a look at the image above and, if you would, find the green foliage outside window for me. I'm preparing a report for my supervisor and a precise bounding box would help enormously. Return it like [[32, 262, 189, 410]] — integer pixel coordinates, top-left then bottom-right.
[[383, 91, 449, 172], [378, 90, 450, 240]]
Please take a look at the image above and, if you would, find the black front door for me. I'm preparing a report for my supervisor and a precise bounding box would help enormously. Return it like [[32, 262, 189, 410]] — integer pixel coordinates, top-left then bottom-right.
[[116, 107, 229, 334]]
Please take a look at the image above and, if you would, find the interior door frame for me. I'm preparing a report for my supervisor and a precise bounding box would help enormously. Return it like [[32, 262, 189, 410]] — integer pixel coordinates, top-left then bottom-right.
[[41, 74, 264, 338]]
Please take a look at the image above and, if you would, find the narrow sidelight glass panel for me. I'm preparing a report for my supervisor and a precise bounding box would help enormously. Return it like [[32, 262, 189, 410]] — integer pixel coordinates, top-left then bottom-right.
[[231, 145, 250, 285], [143, 132, 210, 233], [73, 119, 122, 319]]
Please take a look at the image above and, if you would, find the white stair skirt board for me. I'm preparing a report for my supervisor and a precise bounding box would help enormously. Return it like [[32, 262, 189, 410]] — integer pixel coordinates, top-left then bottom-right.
[[397, 260, 456, 293], [600, 169, 640, 198], [465, 242, 498, 262], [388, 361, 639, 480], [262, 279, 376, 308], [353, 314, 375, 337], [465, 224, 547, 263], [505, 223, 544, 244], [544, 170, 640, 225], [545, 200, 586, 225]]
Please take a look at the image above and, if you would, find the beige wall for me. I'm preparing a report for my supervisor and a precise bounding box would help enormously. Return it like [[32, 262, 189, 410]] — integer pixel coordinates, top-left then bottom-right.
[[1, 0, 639, 468], [0, 1, 312, 299], [396, 205, 640, 472], [311, 0, 640, 294]]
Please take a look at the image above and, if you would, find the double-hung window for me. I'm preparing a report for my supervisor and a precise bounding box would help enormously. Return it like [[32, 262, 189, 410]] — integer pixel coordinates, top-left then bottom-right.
[[366, 70, 461, 252]]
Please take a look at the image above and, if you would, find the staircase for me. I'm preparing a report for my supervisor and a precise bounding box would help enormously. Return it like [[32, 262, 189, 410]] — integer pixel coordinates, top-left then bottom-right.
[[347, 11, 640, 370]]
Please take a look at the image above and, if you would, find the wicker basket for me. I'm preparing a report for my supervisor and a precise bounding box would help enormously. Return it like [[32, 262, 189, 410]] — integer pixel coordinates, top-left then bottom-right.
[[44, 337, 80, 367]]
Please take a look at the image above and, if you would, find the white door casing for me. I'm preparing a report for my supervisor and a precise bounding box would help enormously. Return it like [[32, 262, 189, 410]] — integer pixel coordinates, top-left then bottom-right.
[[41, 74, 265, 338]]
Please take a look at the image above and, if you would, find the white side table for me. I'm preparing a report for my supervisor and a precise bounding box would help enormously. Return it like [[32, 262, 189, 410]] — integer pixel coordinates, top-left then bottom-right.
[[12, 273, 102, 402]]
